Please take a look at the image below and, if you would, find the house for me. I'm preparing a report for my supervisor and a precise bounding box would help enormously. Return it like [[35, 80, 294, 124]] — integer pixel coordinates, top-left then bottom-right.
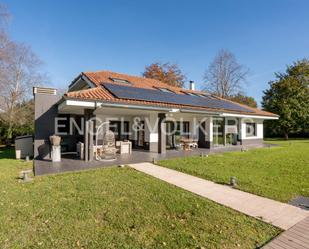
[[33, 70, 278, 163]]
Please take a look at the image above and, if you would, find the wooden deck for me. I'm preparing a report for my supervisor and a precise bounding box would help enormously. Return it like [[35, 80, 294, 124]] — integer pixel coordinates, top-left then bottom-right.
[[263, 216, 309, 249]]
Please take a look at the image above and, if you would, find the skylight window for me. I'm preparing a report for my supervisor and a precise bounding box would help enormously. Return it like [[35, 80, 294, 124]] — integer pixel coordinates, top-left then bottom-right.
[[198, 93, 216, 100], [109, 77, 132, 85], [185, 92, 197, 96], [184, 91, 216, 99], [157, 88, 175, 93]]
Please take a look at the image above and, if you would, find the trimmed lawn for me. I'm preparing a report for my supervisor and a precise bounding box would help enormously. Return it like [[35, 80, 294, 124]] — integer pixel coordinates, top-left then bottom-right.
[[159, 140, 309, 203], [0, 148, 280, 249]]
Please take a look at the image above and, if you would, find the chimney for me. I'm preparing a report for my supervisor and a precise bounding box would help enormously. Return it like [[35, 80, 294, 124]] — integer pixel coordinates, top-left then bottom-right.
[[189, 80, 195, 91], [33, 87, 57, 96], [33, 86, 61, 160]]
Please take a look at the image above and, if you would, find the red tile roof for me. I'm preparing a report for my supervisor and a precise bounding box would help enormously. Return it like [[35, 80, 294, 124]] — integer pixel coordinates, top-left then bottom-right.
[[65, 71, 278, 117]]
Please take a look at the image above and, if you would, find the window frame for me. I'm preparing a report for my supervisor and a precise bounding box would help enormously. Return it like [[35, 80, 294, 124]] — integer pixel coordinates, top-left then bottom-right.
[[109, 121, 130, 141], [246, 122, 257, 137], [109, 77, 132, 85], [156, 87, 175, 93]]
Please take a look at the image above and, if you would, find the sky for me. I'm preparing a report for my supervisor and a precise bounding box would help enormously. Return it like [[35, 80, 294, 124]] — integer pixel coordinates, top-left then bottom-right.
[[3, 0, 309, 105]]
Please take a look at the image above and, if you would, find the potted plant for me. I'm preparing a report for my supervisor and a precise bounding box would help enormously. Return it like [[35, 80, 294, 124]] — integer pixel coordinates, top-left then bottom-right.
[[49, 135, 61, 146]]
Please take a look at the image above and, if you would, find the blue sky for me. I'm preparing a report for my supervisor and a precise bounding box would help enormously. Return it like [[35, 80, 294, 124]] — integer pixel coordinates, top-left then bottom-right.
[[4, 0, 309, 105]]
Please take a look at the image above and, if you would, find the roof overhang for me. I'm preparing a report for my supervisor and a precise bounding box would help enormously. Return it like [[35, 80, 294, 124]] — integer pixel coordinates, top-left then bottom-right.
[[220, 112, 279, 120], [59, 99, 178, 113], [58, 99, 278, 119], [58, 99, 220, 115], [68, 74, 96, 92]]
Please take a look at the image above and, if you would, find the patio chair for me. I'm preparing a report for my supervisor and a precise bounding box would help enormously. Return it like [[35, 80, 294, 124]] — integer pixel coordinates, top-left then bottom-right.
[[174, 135, 183, 150], [98, 130, 117, 160]]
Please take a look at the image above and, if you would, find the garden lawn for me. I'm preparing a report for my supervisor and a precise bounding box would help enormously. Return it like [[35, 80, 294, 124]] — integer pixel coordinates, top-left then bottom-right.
[[159, 140, 309, 203], [0, 148, 280, 249]]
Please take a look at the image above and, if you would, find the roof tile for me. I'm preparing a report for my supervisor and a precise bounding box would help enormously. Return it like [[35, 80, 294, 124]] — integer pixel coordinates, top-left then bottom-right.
[[65, 71, 277, 117]]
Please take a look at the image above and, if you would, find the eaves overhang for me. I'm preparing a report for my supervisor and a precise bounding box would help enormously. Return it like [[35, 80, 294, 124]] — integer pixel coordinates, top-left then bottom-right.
[[58, 97, 278, 119]]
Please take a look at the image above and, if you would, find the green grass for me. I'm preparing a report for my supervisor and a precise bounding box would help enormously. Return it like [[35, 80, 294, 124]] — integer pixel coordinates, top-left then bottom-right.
[[159, 140, 309, 203], [0, 148, 280, 248]]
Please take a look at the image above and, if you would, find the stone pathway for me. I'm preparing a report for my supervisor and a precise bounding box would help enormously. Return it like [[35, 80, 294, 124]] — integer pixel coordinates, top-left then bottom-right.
[[129, 162, 309, 230]]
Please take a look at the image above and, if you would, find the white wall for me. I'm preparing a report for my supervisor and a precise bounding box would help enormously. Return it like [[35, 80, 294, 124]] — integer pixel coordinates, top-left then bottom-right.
[[144, 113, 158, 143]]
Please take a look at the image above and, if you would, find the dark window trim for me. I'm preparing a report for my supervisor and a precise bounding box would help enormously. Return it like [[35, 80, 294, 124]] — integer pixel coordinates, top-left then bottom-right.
[[246, 122, 257, 137]]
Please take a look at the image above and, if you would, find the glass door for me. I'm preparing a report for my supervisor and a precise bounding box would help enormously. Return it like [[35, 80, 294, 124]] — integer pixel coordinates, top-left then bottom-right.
[[225, 119, 238, 145], [213, 118, 224, 147], [166, 121, 175, 149], [137, 121, 144, 147]]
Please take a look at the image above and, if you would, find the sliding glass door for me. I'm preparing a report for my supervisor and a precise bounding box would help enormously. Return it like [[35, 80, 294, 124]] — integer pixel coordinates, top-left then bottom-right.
[[166, 121, 190, 149], [213, 118, 224, 147]]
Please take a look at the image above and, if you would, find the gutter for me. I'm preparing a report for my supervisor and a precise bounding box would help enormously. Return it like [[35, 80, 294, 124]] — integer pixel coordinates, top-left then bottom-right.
[[219, 112, 279, 120], [59, 98, 174, 112], [61, 98, 222, 114], [97, 102, 173, 112]]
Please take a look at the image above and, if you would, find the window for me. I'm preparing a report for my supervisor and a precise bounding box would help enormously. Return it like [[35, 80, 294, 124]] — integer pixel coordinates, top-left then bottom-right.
[[227, 120, 235, 126], [109, 77, 131, 85], [166, 121, 190, 149], [197, 93, 216, 99], [109, 121, 130, 140], [184, 91, 216, 99], [156, 87, 175, 93], [176, 121, 190, 138], [184, 92, 197, 96], [246, 123, 257, 137]]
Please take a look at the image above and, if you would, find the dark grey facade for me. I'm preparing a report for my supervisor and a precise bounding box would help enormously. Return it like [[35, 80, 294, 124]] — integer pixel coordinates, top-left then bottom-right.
[[33, 88, 61, 160]]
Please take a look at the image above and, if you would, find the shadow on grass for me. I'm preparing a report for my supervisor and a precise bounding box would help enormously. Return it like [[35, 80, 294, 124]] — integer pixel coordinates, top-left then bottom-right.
[[0, 146, 16, 159]]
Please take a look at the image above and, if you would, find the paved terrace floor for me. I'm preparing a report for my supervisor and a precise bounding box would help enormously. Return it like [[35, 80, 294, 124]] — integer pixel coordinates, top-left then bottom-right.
[[34, 143, 270, 176], [129, 163, 309, 231]]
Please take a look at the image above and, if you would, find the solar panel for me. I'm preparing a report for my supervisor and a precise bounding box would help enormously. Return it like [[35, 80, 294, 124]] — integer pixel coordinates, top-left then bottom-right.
[[102, 83, 254, 113]]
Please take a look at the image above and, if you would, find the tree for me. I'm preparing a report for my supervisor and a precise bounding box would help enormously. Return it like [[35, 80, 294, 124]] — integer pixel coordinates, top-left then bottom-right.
[[142, 62, 186, 88], [262, 59, 309, 139], [0, 100, 34, 143], [203, 49, 249, 98], [0, 5, 45, 143], [229, 94, 257, 108]]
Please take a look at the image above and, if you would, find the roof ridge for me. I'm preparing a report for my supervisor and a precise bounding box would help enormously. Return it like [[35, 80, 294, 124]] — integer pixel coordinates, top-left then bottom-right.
[[82, 70, 191, 91]]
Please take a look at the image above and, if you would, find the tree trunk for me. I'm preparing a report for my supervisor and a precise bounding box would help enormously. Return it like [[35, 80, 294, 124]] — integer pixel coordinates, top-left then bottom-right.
[[284, 132, 289, 140], [5, 123, 13, 145]]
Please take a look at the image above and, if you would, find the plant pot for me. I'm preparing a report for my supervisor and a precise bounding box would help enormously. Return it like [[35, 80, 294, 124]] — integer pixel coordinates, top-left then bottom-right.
[[49, 135, 61, 146], [15, 150, 21, 160]]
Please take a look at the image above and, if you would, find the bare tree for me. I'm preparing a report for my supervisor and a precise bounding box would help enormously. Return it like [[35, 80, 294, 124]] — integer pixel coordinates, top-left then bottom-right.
[[0, 42, 44, 141], [0, 5, 45, 142], [203, 49, 249, 98]]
